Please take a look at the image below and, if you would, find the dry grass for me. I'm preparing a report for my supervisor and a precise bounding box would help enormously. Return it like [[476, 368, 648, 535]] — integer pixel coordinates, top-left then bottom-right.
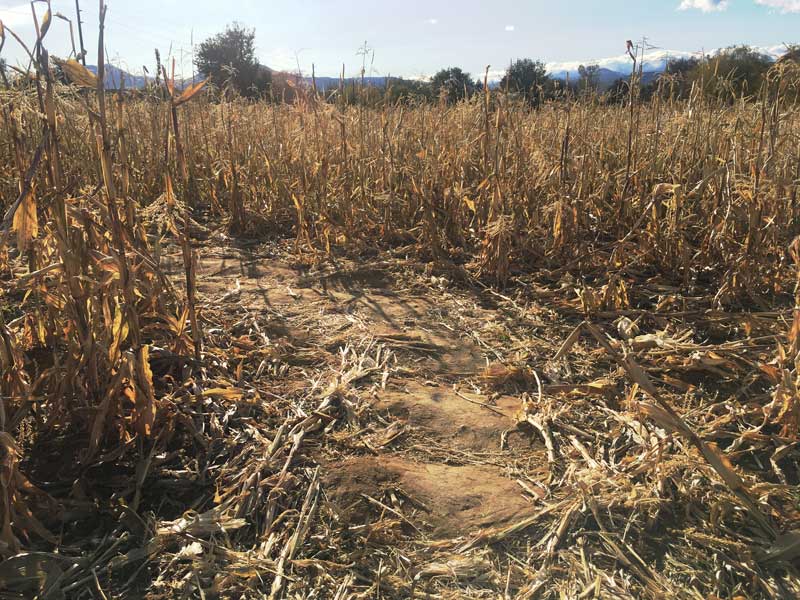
[[2, 12, 800, 599]]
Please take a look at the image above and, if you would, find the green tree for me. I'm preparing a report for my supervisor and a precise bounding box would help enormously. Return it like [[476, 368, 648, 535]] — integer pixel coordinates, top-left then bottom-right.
[[773, 45, 800, 102], [666, 56, 701, 76], [577, 64, 600, 93], [776, 45, 800, 66], [687, 46, 773, 100], [386, 78, 433, 104], [430, 67, 478, 103], [500, 58, 550, 104], [195, 23, 270, 97], [605, 78, 629, 104], [654, 56, 702, 99]]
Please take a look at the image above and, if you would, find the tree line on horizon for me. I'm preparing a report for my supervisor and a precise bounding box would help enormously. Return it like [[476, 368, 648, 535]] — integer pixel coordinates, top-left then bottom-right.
[[3, 22, 797, 105], [190, 25, 798, 105]]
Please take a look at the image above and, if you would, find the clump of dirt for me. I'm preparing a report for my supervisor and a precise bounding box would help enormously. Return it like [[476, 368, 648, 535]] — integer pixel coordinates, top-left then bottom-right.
[[376, 382, 532, 451], [322, 455, 537, 538], [321, 456, 404, 526]]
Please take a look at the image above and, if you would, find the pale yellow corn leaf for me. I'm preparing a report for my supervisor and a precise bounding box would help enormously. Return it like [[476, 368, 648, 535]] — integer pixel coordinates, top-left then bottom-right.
[[59, 58, 98, 88], [174, 78, 209, 107], [39, 8, 51, 40], [135, 346, 157, 437], [12, 185, 37, 252]]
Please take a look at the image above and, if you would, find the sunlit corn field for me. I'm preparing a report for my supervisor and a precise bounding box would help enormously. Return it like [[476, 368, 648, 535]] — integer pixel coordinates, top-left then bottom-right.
[[2, 9, 800, 599]]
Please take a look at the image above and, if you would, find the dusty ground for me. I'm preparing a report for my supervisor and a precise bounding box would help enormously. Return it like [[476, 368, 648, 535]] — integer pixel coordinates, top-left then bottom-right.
[[120, 237, 798, 599], [195, 242, 548, 541]]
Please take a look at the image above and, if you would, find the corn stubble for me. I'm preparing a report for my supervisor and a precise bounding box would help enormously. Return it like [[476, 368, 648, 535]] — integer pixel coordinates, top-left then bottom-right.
[[2, 8, 800, 597]]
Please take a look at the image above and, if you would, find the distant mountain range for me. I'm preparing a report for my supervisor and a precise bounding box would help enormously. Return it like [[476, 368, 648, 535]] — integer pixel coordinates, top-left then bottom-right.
[[81, 63, 388, 92], [306, 76, 392, 91], [544, 45, 786, 80], [542, 45, 787, 90], [543, 67, 660, 91], [86, 64, 148, 89], [84, 45, 791, 92], [84, 64, 205, 90]]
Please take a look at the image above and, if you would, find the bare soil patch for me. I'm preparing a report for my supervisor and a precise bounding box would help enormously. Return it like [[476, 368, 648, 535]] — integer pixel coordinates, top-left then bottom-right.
[[322, 456, 534, 538]]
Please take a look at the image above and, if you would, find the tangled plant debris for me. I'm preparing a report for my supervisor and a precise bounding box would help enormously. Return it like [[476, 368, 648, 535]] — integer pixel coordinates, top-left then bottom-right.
[[1, 4, 800, 598]]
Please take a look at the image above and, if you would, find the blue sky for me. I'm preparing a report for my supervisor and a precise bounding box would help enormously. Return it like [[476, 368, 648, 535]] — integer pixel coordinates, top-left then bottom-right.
[[0, 1, 798, 78]]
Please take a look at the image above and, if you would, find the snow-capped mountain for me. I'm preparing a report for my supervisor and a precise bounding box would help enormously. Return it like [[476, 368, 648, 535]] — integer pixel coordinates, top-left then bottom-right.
[[544, 44, 787, 81]]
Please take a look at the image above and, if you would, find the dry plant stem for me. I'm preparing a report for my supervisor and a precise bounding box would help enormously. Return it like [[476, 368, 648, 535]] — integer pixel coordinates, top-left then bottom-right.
[[94, 1, 141, 350], [169, 101, 202, 364], [1, 29, 800, 599]]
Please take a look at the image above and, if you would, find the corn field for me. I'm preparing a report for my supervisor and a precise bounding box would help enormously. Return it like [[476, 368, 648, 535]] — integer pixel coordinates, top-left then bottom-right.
[[2, 5, 800, 599]]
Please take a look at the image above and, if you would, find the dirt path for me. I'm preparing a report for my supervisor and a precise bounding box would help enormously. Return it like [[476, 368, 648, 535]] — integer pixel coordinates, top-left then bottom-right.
[[193, 243, 550, 594], [151, 240, 797, 599]]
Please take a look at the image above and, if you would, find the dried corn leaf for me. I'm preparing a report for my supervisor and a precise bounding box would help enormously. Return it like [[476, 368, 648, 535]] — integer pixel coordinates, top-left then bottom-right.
[[58, 58, 98, 88], [38, 8, 51, 40], [174, 78, 209, 106], [12, 186, 37, 252], [134, 346, 157, 437]]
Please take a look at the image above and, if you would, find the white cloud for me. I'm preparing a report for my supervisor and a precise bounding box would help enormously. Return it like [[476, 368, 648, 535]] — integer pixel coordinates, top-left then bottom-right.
[[755, 0, 800, 11], [0, 2, 35, 28], [505, 25, 515, 31], [426, 18, 438, 25], [678, 0, 729, 11]]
